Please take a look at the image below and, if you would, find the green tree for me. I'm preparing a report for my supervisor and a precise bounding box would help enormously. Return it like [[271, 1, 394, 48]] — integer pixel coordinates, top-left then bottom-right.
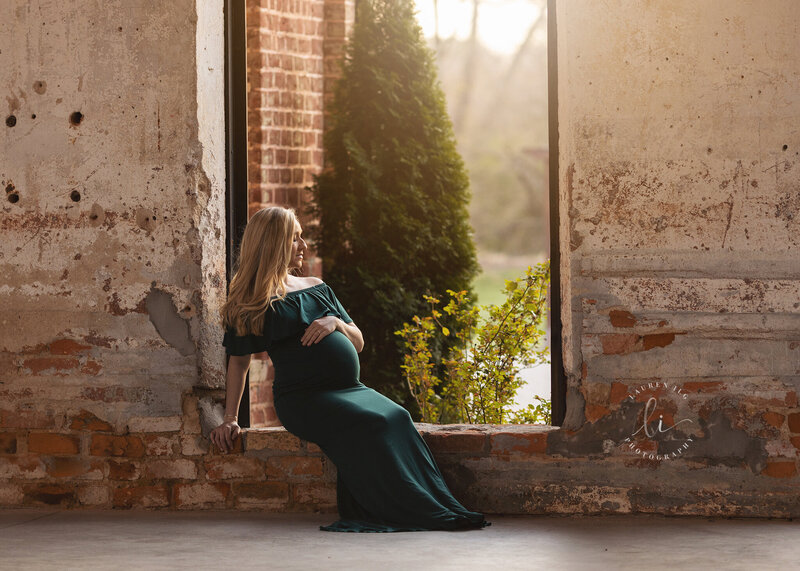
[[307, 0, 478, 406]]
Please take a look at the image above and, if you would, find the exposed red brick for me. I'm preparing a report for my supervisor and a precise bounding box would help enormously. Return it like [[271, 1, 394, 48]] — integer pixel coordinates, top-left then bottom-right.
[[75, 483, 111, 506], [28, 433, 80, 455], [762, 412, 785, 429], [113, 484, 170, 508], [600, 333, 639, 355], [761, 461, 798, 479], [245, 430, 301, 452], [209, 435, 244, 456], [19, 342, 48, 354], [81, 360, 102, 375], [784, 412, 800, 434], [173, 482, 230, 509], [23, 483, 76, 506], [583, 381, 611, 405], [292, 483, 337, 509], [622, 457, 661, 470], [142, 458, 198, 480], [266, 456, 324, 478], [490, 432, 548, 455], [790, 436, 800, 450], [82, 332, 114, 348], [234, 481, 290, 503], [90, 434, 146, 457], [108, 459, 140, 480], [49, 339, 91, 355], [204, 456, 265, 480], [642, 333, 676, 350], [44, 457, 104, 478], [422, 432, 486, 454], [142, 434, 180, 457], [0, 455, 46, 478], [626, 439, 658, 453], [23, 356, 80, 375], [585, 404, 611, 423], [609, 309, 637, 327], [70, 409, 114, 432], [0, 432, 18, 454], [610, 382, 629, 404]]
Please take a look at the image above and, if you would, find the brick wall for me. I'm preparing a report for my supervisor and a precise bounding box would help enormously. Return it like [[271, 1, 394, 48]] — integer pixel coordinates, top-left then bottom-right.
[[244, 0, 354, 426], [5, 409, 799, 515]]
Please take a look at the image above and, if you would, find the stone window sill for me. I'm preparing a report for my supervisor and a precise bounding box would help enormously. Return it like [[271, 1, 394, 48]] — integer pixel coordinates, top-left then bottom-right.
[[241, 423, 560, 457]]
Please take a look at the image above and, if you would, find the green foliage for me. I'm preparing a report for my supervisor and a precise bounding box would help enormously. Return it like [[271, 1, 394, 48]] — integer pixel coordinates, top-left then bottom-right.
[[510, 397, 552, 425], [429, 22, 550, 256], [307, 0, 479, 403], [396, 261, 551, 424]]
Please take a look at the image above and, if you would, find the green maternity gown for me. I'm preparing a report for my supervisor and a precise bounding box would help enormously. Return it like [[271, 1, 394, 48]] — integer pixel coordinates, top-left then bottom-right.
[[223, 282, 489, 532]]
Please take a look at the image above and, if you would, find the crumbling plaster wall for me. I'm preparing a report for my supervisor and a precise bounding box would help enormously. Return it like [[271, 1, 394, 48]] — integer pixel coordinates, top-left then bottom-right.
[[556, 0, 800, 483], [0, 0, 226, 431]]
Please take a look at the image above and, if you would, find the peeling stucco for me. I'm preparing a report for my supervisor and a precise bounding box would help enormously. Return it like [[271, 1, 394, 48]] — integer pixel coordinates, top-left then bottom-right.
[[145, 287, 195, 356]]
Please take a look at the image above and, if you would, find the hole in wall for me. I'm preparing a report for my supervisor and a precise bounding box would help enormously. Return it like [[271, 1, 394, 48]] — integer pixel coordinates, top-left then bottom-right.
[[33, 80, 47, 94], [31, 114, 37, 119], [6, 115, 16, 127], [8, 193, 19, 204], [88, 203, 105, 226], [5, 184, 14, 194], [70, 190, 81, 202], [70, 111, 83, 126], [783, 144, 789, 151]]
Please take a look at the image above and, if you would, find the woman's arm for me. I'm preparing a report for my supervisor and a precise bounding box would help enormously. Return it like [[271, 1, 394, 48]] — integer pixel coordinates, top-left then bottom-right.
[[209, 353, 251, 453], [337, 319, 364, 353], [224, 354, 252, 418]]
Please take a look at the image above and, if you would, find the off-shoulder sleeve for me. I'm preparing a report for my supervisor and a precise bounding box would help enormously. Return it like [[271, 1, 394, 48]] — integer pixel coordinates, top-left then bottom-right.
[[323, 284, 353, 324], [222, 327, 269, 355]]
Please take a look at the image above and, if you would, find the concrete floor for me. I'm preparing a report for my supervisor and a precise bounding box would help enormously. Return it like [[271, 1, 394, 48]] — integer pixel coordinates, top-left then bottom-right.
[[0, 509, 797, 570]]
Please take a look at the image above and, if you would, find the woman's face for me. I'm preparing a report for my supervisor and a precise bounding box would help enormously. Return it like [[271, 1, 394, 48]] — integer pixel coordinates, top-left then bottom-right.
[[288, 221, 307, 270]]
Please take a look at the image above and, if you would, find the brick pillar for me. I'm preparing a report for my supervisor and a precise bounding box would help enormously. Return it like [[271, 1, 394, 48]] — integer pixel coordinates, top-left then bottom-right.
[[244, 0, 353, 427], [322, 0, 355, 113]]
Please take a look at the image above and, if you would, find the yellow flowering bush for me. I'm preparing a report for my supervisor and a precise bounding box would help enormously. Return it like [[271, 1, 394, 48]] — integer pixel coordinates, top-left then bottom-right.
[[396, 261, 551, 424]]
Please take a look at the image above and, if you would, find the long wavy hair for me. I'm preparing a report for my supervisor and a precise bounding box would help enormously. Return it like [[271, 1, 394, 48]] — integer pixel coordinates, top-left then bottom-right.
[[221, 206, 298, 336]]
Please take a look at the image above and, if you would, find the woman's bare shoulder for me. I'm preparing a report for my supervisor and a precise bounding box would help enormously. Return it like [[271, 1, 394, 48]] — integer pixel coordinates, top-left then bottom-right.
[[285, 275, 323, 292], [301, 276, 324, 287]]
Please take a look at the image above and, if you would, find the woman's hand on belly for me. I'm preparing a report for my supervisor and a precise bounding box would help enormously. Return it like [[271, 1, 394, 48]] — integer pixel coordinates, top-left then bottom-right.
[[300, 316, 340, 346]]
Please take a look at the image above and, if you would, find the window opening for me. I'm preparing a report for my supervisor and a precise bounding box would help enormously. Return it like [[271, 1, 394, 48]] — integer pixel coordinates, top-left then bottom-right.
[[414, 0, 564, 424]]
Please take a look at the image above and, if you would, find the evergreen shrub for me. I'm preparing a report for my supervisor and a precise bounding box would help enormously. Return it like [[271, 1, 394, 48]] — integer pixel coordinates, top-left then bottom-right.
[[307, 0, 478, 406]]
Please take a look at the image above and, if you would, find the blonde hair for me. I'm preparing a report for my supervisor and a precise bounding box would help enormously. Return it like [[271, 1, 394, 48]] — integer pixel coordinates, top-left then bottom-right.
[[221, 206, 298, 336]]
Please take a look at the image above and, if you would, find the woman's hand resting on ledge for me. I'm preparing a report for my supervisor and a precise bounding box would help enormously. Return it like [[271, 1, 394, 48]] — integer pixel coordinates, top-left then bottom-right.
[[209, 421, 241, 454]]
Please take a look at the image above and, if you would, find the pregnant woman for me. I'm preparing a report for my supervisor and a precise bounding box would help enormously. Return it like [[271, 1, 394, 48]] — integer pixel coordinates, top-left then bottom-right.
[[209, 206, 488, 532]]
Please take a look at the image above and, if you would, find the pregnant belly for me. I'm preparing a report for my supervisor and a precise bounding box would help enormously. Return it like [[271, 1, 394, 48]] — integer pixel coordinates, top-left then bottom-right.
[[270, 330, 361, 394]]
